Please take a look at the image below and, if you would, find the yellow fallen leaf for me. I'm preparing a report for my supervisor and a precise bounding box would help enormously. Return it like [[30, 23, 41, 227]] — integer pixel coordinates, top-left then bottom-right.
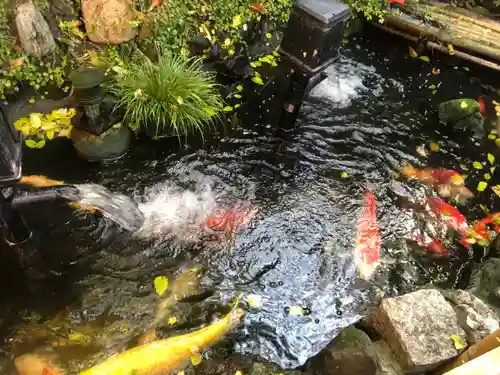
[[168, 316, 177, 326], [288, 306, 304, 316], [447, 44, 455, 55], [246, 294, 263, 309], [492, 185, 500, 198], [477, 181, 488, 192], [473, 161, 483, 169], [154, 276, 169, 296], [450, 335, 467, 350], [496, 138, 500, 147], [484, 173, 492, 180], [480, 204, 490, 215], [419, 55, 430, 62], [430, 142, 440, 152], [487, 153, 495, 165], [223, 106, 234, 112], [341, 171, 349, 178], [232, 15, 242, 28], [460, 101, 468, 109], [252, 76, 264, 85], [488, 133, 497, 140], [459, 164, 468, 171], [463, 67, 470, 71], [178, 371, 185, 375], [235, 371, 243, 375], [191, 354, 202, 366]]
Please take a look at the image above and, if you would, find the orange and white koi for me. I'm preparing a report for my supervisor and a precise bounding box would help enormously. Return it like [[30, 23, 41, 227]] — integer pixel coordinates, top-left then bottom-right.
[[409, 233, 449, 257], [425, 197, 470, 235], [353, 190, 381, 281], [206, 201, 257, 234]]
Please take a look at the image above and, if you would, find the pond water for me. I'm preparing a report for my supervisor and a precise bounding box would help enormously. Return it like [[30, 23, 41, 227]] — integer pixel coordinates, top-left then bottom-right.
[[1, 25, 500, 373]]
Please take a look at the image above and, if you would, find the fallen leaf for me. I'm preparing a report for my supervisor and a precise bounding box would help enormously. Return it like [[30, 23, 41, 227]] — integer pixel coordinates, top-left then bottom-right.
[[487, 153, 495, 165], [492, 185, 500, 198], [190, 353, 202, 366], [341, 171, 349, 178], [417, 144, 428, 158], [236, 85, 243, 91], [460, 101, 469, 109], [409, 47, 417, 58], [246, 294, 263, 309], [447, 44, 455, 55], [252, 76, 264, 85], [480, 204, 490, 215], [168, 316, 177, 326], [477, 181, 488, 192], [473, 161, 483, 169], [154, 276, 169, 296], [288, 306, 304, 316], [235, 371, 243, 375], [419, 55, 430, 62], [496, 138, 500, 147], [488, 133, 497, 140], [450, 335, 467, 350], [430, 142, 440, 152], [459, 164, 468, 171], [484, 173, 492, 180], [232, 15, 242, 28], [463, 67, 470, 72], [223, 106, 234, 112]]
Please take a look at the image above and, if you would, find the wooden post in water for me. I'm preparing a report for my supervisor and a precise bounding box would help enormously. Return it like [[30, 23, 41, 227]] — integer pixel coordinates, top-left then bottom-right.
[[437, 328, 500, 374]]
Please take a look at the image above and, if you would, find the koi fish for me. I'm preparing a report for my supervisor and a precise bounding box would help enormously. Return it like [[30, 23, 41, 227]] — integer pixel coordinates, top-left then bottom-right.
[[410, 233, 449, 257], [80, 304, 245, 375], [19, 175, 65, 187], [425, 197, 470, 236], [250, 1, 266, 13], [15, 353, 63, 375], [388, 0, 405, 5], [206, 201, 257, 234], [353, 190, 381, 281], [478, 96, 486, 115], [148, 0, 161, 11]]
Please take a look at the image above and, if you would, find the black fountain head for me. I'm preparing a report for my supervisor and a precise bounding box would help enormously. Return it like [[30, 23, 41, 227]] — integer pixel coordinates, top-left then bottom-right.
[[0, 102, 22, 187], [69, 67, 106, 106], [279, 0, 350, 75]]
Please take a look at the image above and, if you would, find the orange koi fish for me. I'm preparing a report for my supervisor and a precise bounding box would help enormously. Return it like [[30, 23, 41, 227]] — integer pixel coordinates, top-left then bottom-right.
[[15, 353, 63, 375], [410, 233, 449, 257], [425, 197, 470, 235], [250, 1, 266, 13], [353, 190, 381, 281], [206, 201, 257, 234], [402, 164, 466, 187]]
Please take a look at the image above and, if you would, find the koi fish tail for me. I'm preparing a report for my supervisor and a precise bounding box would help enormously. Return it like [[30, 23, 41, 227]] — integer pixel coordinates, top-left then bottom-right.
[[401, 164, 418, 179]]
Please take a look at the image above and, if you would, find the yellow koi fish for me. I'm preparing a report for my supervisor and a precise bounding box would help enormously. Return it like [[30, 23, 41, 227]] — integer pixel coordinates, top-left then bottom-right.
[[80, 305, 245, 375]]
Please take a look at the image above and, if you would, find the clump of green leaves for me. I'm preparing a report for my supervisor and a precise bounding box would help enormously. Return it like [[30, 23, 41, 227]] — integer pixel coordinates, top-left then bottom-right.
[[343, 0, 385, 22], [14, 107, 75, 148], [0, 0, 12, 65], [110, 51, 223, 137]]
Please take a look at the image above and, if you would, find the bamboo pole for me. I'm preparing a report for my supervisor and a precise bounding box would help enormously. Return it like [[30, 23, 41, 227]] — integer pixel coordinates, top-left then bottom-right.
[[372, 23, 500, 72], [384, 13, 500, 62], [437, 328, 500, 374]]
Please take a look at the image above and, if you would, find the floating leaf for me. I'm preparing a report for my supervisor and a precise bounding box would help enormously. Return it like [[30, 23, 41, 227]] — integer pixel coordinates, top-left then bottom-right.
[[236, 85, 243, 92], [487, 153, 495, 165], [266, 33, 272, 39], [224, 38, 231, 46], [28, 97, 36, 104], [190, 352, 202, 366], [252, 76, 264, 85], [492, 185, 500, 198], [154, 276, 169, 296], [302, 51, 307, 58], [419, 55, 430, 62], [496, 138, 500, 147], [168, 316, 177, 326], [479, 204, 490, 215], [450, 335, 467, 350], [234, 94, 242, 99], [34, 140, 45, 148], [463, 67, 470, 71], [473, 161, 483, 169], [223, 106, 234, 112], [460, 101, 469, 109], [409, 47, 417, 58], [178, 371, 185, 375], [235, 371, 243, 375], [477, 181, 488, 192], [246, 294, 263, 309], [288, 306, 304, 316], [488, 133, 497, 140], [341, 171, 349, 178], [429, 142, 440, 152], [447, 44, 455, 55], [484, 173, 492, 180], [459, 164, 468, 171], [232, 15, 242, 28], [46, 130, 55, 140], [491, 166, 497, 174]]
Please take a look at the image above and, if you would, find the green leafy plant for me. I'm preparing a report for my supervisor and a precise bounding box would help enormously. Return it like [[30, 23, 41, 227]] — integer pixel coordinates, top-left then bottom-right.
[[343, 0, 385, 22], [110, 51, 223, 137], [14, 107, 75, 148], [0, 0, 12, 65]]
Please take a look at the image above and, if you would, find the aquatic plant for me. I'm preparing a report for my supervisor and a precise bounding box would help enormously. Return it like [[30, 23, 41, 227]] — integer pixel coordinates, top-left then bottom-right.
[[14, 108, 75, 148], [110, 52, 223, 137], [342, 0, 385, 22]]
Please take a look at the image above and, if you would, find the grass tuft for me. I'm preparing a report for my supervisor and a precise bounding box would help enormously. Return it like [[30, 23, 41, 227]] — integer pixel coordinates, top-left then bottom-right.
[[110, 51, 223, 138]]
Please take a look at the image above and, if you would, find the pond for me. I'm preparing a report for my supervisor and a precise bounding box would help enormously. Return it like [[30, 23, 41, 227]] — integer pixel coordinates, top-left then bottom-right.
[[1, 25, 500, 373]]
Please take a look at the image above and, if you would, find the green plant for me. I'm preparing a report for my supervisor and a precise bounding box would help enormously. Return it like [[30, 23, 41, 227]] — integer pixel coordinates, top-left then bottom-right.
[[343, 0, 385, 22], [110, 51, 223, 137], [0, 0, 12, 65], [14, 107, 75, 148]]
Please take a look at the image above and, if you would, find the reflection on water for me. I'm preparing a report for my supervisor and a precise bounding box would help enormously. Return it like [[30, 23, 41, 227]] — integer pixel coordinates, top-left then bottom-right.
[[3, 30, 500, 372]]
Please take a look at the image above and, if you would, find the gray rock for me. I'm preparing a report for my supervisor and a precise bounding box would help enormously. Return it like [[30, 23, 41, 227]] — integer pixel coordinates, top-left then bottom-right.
[[15, 2, 56, 57], [307, 327, 377, 375], [367, 289, 466, 374], [195, 354, 303, 375], [467, 257, 500, 317], [372, 340, 404, 375], [440, 289, 499, 344]]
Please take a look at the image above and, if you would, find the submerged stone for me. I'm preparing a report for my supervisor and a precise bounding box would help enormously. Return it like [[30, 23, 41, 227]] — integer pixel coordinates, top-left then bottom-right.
[[307, 327, 377, 375], [438, 99, 484, 138], [467, 257, 500, 317], [372, 340, 404, 375], [440, 289, 499, 344], [367, 289, 466, 374]]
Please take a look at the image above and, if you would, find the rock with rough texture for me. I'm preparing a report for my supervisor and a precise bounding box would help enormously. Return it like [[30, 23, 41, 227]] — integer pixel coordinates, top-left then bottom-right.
[[467, 257, 500, 317], [373, 340, 404, 375], [81, 0, 137, 44], [195, 354, 303, 375], [307, 327, 377, 375], [440, 289, 499, 344], [15, 2, 56, 57], [367, 289, 466, 374]]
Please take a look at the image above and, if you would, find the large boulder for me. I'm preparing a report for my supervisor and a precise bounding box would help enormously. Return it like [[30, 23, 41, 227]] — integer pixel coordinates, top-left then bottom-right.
[[366, 289, 466, 374], [307, 327, 377, 375], [81, 0, 137, 44], [372, 340, 404, 375], [440, 289, 499, 344], [15, 2, 56, 57]]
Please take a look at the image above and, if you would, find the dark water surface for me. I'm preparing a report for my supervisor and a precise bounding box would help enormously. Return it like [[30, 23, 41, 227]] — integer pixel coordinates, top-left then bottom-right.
[[1, 26, 500, 372]]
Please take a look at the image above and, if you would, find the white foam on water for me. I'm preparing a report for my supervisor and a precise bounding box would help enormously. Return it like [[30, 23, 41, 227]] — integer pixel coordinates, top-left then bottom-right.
[[136, 180, 218, 243], [309, 56, 385, 107]]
